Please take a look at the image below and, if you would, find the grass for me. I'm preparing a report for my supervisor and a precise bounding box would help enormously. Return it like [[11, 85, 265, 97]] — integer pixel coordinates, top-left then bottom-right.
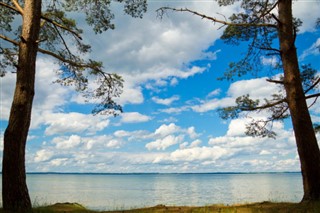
[[24, 201, 320, 213]]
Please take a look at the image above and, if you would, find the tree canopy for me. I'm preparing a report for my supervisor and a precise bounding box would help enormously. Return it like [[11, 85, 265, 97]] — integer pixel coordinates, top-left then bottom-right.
[[158, 0, 320, 202], [0, 0, 147, 115], [0, 0, 147, 211]]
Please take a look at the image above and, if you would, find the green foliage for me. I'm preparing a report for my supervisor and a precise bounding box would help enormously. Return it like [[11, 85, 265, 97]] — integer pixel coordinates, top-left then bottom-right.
[[0, 0, 147, 115], [300, 64, 319, 91], [218, 94, 259, 119], [214, 0, 320, 138], [63, 0, 147, 33]]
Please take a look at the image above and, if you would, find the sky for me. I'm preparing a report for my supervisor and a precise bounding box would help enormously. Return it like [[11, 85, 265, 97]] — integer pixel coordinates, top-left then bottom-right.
[[1, 0, 320, 173]]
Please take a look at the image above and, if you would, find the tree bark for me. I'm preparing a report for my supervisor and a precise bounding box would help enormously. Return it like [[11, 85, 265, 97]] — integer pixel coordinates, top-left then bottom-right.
[[2, 0, 42, 211], [278, 0, 320, 201]]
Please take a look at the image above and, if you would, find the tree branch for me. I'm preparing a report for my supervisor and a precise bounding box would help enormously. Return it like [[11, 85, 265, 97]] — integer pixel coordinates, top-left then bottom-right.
[[0, 2, 20, 14], [306, 92, 320, 100], [266, 79, 284, 84], [38, 48, 92, 69], [0, 34, 19, 46], [157, 7, 278, 29], [259, 0, 279, 20], [41, 15, 82, 40], [11, 0, 24, 14], [53, 24, 74, 59], [242, 98, 286, 111], [0, 2, 82, 40], [304, 77, 320, 94]]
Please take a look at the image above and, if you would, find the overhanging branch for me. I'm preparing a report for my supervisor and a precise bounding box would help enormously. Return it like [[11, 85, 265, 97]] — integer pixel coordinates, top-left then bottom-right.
[[12, 0, 24, 14], [242, 98, 287, 111], [157, 7, 277, 29], [266, 79, 284, 84], [38, 48, 93, 70], [305, 78, 320, 94], [0, 2, 82, 40], [0, 34, 19, 46]]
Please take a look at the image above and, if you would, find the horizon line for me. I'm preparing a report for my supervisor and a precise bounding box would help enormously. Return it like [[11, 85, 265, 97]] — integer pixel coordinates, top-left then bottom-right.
[[20, 171, 302, 175]]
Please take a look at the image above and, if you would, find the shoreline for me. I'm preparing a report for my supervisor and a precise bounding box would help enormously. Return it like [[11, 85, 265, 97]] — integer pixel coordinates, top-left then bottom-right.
[[34, 201, 320, 212], [24, 171, 302, 175]]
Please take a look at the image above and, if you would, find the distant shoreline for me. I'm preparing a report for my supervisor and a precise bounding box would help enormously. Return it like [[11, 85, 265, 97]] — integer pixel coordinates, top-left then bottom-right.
[[22, 171, 302, 175]]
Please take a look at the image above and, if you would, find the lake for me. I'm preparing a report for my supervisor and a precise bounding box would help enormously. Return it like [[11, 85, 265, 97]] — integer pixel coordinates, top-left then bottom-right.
[[0, 173, 303, 210]]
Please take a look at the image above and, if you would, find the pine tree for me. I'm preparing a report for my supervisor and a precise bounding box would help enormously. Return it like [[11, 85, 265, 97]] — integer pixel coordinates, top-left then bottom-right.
[[0, 0, 147, 211], [158, 0, 320, 201]]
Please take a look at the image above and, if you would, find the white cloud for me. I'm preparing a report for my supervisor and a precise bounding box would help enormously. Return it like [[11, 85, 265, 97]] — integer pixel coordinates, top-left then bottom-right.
[[34, 149, 54, 162], [190, 76, 282, 113], [152, 95, 180, 106], [43, 112, 110, 136], [160, 106, 190, 114], [53, 135, 82, 150], [187, 126, 199, 139], [50, 158, 69, 167], [292, 1, 320, 33], [191, 97, 234, 113], [227, 77, 280, 99], [146, 135, 184, 151], [105, 139, 123, 149], [260, 150, 272, 155], [300, 38, 320, 60], [0, 72, 16, 120], [260, 56, 279, 67], [114, 130, 131, 138], [207, 89, 222, 98], [190, 139, 202, 148], [120, 112, 152, 123], [80, 0, 239, 105], [154, 123, 180, 137], [168, 146, 230, 162]]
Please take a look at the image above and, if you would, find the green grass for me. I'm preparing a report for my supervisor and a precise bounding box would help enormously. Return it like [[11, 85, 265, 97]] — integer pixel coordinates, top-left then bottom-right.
[[2, 201, 320, 213]]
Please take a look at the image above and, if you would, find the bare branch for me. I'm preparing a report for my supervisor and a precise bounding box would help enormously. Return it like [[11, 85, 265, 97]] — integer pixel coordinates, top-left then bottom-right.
[[304, 77, 320, 94], [53, 24, 74, 58], [258, 0, 279, 20], [157, 7, 277, 29], [12, 0, 24, 14], [0, 34, 19, 46], [271, 13, 281, 24], [242, 98, 286, 111], [0, 2, 20, 14], [308, 96, 318, 109], [306, 92, 320, 100], [38, 48, 87, 69], [41, 15, 82, 40], [266, 79, 284, 84], [256, 45, 280, 53]]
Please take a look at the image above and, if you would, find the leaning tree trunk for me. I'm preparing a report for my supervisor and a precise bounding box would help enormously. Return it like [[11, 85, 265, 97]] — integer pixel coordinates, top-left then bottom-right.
[[2, 0, 42, 211], [278, 0, 320, 201]]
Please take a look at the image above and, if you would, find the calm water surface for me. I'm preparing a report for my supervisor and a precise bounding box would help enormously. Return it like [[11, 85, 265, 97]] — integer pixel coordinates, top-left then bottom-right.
[[1, 173, 304, 210]]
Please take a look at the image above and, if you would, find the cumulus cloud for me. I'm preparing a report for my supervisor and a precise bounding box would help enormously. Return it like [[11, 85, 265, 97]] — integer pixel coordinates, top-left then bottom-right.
[[53, 135, 82, 150], [154, 123, 181, 137], [206, 89, 222, 98], [120, 112, 152, 123], [300, 38, 320, 60], [152, 95, 180, 106], [292, 1, 320, 33], [44, 112, 110, 136], [260, 56, 279, 67], [79, 1, 239, 105], [146, 135, 184, 151], [4, 1, 313, 173], [34, 149, 54, 162]]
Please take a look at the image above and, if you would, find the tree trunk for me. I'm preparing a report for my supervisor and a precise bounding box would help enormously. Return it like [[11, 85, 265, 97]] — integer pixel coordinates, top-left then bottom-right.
[[278, 0, 320, 201], [2, 0, 42, 211]]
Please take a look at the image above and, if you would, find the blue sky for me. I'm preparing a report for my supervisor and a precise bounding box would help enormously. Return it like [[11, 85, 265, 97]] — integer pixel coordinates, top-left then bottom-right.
[[1, 0, 320, 173]]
